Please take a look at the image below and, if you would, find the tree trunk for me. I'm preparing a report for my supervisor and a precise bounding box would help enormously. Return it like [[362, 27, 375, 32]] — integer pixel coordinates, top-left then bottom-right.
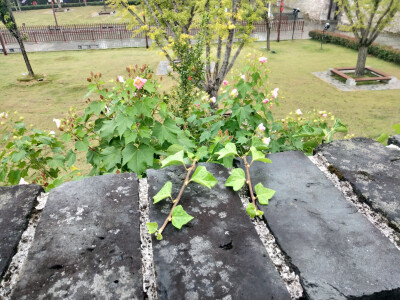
[[355, 45, 368, 76], [4, 0, 35, 76], [266, 21, 271, 51], [56, 0, 62, 9], [15, 0, 21, 11], [16, 34, 34, 76]]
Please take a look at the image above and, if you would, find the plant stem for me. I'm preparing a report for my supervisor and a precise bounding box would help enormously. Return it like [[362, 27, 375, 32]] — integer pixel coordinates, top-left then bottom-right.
[[158, 160, 197, 235], [243, 155, 257, 208]]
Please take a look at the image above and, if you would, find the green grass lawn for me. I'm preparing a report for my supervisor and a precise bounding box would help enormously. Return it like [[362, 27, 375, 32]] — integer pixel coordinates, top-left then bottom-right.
[[8, 6, 124, 26], [0, 40, 399, 139]]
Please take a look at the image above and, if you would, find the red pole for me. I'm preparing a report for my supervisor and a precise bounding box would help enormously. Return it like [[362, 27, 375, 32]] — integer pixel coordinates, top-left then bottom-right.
[[0, 33, 7, 55], [277, 0, 284, 42]]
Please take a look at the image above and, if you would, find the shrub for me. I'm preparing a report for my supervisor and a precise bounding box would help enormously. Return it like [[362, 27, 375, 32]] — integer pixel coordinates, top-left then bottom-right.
[[309, 30, 400, 65]]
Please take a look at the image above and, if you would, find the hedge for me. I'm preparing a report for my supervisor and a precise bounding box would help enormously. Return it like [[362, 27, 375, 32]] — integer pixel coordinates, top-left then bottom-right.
[[309, 30, 400, 65], [12, 0, 140, 11]]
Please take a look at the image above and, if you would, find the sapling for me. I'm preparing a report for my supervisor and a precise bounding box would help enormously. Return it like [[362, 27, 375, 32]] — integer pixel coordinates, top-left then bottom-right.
[[217, 142, 275, 218], [147, 150, 218, 240]]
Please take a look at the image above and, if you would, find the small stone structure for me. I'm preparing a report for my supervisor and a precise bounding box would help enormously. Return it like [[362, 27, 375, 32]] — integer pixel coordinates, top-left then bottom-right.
[[1, 139, 400, 299]]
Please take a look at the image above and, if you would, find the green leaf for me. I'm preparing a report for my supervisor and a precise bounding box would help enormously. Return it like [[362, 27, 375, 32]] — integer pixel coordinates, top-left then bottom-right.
[[252, 137, 270, 151], [225, 168, 246, 191], [161, 150, 185, 168], [246, 203, 264, 219], [171, 205, 194, 229], [8, 169, 21, 185], [123, 130, 138, 144], [393, 124, 400, 134], [216, 143, 238, 160], [47, 154, 66, 170], [377, 133, 389, 144], [11, 150, 27, 163], [147, 222, 158, 234], [190, 166, 218, 189], [99, 120, 117, 141], [167, 144, 185, 156], [65, 150, 76, 167], [250, 147, 271, 164], [153, 181, 172, 203], [246, 203, 257, 218], [143, 81, 156, 93], [332, 119, 348, 133], [101, 146, 122, 170], [255, 182, 275, 205], [156, 233, 163, 240], [126, 144, 155, 175], [115, 114, 134, 137], [153, 118, 182, 145], [61, 133, 71, 143], [195, 146, 208, 160]]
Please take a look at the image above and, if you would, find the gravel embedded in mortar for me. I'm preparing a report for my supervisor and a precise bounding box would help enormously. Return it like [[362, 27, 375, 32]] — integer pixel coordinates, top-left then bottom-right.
[[138, 178, 158, 300], [309, 154, 400, 250], [0, 192, 48, 299], [237, 185, 304, 299]]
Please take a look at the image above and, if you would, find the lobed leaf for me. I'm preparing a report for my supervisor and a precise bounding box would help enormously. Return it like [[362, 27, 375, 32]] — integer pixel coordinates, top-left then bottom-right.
[[216, 143, 238, 160], [171, 205, 194, 229], [153, 181, 172, 204], [255, 182, 276, 205], [225, 168, 246, 191], [190, 166, 218, 189], [161, 150, 185, 168], [250, 147, 271, 164]]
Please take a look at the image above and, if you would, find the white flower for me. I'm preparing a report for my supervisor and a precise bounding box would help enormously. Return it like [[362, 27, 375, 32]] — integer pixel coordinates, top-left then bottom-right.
[[263, 137, 271, 146], [210, 97, 216, 104], [19, 178, 28, 185], [241, 74, 245, 80], [322, 113, 328, 118], [258, 123, 266, 132], [231, 89, 238, 97], [53, 118, 61, 129], [49, 131, 56, 136], [272, 88, 279, 99], [117, 75, 125, 83], [295, 109, 303, 116], [0, 112, 8, 119]]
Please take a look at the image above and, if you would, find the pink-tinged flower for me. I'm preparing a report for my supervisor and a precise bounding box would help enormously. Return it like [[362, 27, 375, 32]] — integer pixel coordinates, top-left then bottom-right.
[[319, 111, 323, 115], [0, 112, 8, 119], [19, 178, 28, 185], [231, 89, 238, 97], [322, 113, 328, 118], [53, 118, 61, 129], [263, 137, 271, 146], [196, 103, 200, 107], [134, 76, 147, 89], [263, 98, 269, 104], [259, 57, 267, 63], [223, 80, 228, 86], [117, 75, 124, 83], [258, 123, 266, 132], [295, 109, 303, 116], [272, 88, 279, 99], [240, 74, 245, 80], [210, 97, 216, 104]]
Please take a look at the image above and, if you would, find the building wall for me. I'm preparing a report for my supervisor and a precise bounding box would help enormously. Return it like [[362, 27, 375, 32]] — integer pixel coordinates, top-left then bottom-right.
[[283, 0, 400, 34]]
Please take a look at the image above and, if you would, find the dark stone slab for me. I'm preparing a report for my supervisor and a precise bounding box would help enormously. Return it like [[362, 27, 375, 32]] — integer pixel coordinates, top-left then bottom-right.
[[388, 134, 400, 147], [315, 138, 400, 232], [147, 163, 291, 300], [12, 174, 143, 300], [246, 151, 400, 299], [0, 185, 43, 280]]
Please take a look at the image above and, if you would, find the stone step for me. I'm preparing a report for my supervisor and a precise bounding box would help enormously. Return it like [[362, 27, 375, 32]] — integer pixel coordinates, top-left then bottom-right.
[[314, 138, 400, 232], [11, 174, 143, 300], [388, 135, 400, 147], [245, 151, 400, 299], [0, 185, 43, 280], [147, 163, 291, 300]]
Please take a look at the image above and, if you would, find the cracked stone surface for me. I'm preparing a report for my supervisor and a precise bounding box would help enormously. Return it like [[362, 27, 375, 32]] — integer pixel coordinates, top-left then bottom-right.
[[11, 174, 142, 300], [388, 135, 400, 147], [246, 151, 400, 299], [314, 138, 400, 232], [0, 185, 43, 280], [147, 163, 291, 300]]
